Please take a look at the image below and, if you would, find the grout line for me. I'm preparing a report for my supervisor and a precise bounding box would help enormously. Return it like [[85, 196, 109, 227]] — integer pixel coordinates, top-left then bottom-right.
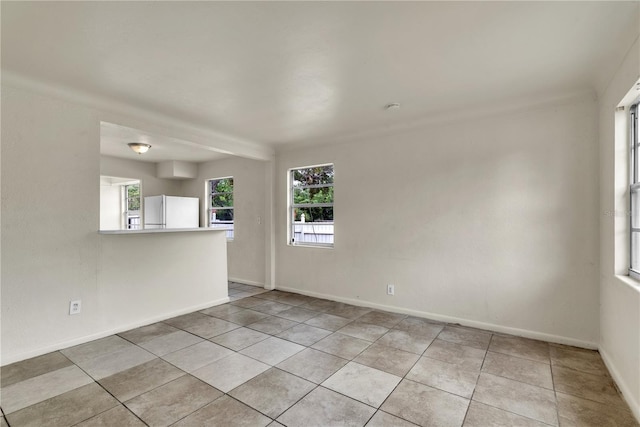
[[6, 288, 633, 426]]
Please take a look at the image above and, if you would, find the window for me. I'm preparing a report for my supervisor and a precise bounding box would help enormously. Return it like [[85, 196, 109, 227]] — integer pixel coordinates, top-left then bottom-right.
[[290, 164, 334, 247], [631, 103, 640, 279], [100, 176, 141, 231], [124, 183, 141, 230], [208, 177, 234, 239]]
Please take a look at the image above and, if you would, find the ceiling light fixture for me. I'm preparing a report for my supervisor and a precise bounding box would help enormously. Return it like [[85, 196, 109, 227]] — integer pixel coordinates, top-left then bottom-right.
[[127, 142, 152, 154]]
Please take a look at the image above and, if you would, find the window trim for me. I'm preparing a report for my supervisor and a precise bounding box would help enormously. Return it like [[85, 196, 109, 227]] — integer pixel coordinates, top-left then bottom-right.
[[207, 176, 234, 240], [630, 102, 640, 280], [289, 163, 334, 248], [123, 182, 141, 230]]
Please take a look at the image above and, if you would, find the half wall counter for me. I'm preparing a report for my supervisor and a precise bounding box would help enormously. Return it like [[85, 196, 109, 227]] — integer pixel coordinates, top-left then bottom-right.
[[97, 228, 228, 332]]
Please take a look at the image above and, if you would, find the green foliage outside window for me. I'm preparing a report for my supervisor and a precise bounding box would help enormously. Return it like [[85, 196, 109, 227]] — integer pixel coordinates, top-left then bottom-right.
[[210, 177, 234, 224], [126, 184, 140, 211], [292, 165, 333, 222]]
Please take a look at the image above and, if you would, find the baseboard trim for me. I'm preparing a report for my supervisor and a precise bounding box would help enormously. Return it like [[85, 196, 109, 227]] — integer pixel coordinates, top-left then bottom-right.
[[599, 347, 640, 423], [275, 286, 598, 349], [228, 277, 265, 288], [1, 296, 230, 366]]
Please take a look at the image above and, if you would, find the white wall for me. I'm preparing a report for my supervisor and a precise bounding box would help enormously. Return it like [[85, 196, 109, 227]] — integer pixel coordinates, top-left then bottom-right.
[[182, 157, 267, 286], [276, 95, 600, 347], [99, 183, 121, 230], [98, 231, 228, 334], [101, 155, 182, 199], [1, 84, 228, 364], [599, 37, 640, 420]]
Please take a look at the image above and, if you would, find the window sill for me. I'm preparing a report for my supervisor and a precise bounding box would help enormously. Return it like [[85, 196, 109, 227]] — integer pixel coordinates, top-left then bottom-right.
[[289, 243, 334, 250], [614, 274, 640, 292]]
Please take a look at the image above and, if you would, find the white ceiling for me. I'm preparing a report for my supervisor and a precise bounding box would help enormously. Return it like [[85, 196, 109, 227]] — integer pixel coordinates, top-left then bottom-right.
[[2, 1, 638, 152], [100, 122, 228, 163]]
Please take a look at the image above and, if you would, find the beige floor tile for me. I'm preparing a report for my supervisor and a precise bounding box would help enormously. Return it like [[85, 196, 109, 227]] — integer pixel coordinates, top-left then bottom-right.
[[125, 375, 222, 427], [473, 373, 558, 426], [482, 351, 553, 389], [437, 326, 492, 350], [381, 379, 469, 427], [0, 351, 73, 388], [325, 304, 372, 320], [247, 316, 299, 334], [322, 362, 402, 407], [137, 330, 203, 356], [118, 323, 178, 345], [275, 294, 313, 306], [277, 348, 349, 384], [230, 368, 315, 418], [552, 365, 628, 408], [254, 291, 287, 301], [357, 311, 407, 329], [173, 395, 271, 427], [556, 392, 639, 427], [275, 306, 320, 322], [394, 317, 444, 337], [305, 313, 353, 331], [162, 341, 234, 372], [366, 410, 417, 427], [312, 333, 372, 359], [353, 343, 420, 377], [377, 330, 433, 354], [0, 417, 7, 427], [549, 345, 609, 377], [5, 383, 118, 427], [210, 327, 271, 351], [277, 386, 376, 427], [199, 303, 245, 317], [231, 296, 269, 308], [98, 358, 184, 402], [299, 299, 339, 312], [406, 357, 479, 398], [76, 405, 145, 426], [222, 309, 270, 326], [12, 293, 633, 427], [192, 353, 270, 392], [241, 288, 270, 297], [77, 345, 157, 380], [276, 323, 333, 346], [164, 312, 240, 338], [252, 300, 295, 315], [488, 334, 550, 364], [240, 337, 305, 365], [423, 339, 486, 372], [229, 291, 257, 300], [1, 365, 93, 414], [463, 401, 550, 427], [60, 336, 133, 365], [338, 321, 389, 341]]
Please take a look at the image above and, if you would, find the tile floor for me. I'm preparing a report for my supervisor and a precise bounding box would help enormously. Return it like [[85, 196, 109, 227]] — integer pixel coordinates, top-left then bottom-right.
[[1, 282, 638, 427]]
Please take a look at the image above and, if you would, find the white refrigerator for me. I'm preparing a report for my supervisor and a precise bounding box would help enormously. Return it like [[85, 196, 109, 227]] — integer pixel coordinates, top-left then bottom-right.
[[144, 195, 199, 229]]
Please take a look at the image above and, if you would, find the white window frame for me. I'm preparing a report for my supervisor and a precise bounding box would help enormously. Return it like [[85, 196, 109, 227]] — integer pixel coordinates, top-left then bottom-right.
[[124, 183, 141, 230], [630, 102, 640, 279], [207, 176, 234, 240], [289, 163, 334, 248]]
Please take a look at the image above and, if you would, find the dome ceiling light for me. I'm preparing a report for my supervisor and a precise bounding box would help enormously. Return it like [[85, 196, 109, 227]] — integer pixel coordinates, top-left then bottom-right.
[[128, 142, 152, 154]]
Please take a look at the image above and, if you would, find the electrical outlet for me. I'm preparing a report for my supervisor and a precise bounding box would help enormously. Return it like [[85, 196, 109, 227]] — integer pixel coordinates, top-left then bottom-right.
[[69, 300, 81, 315], [387, 284, 395, 296]]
